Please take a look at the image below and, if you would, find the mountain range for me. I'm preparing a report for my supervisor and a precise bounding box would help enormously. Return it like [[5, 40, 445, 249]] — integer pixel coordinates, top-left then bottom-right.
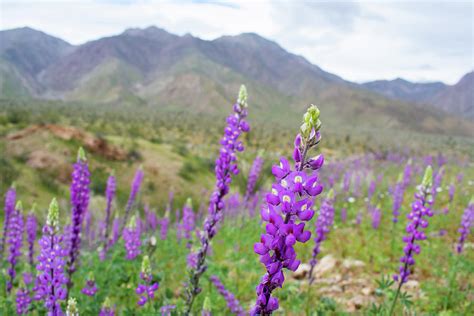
[[0, 26, 472, 137]]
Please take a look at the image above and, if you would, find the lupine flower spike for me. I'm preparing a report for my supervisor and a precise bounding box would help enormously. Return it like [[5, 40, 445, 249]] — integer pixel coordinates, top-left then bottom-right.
[[121, 166, 144, 233], [66, 297, 79, 316], [308, 189, 335, 284], [0, 185, 16, 260], [26, 206, 38, 268], [81, 272, 98, 296], [252, 104, 324, 315], [389, 166, 434, 316], [184, 85, 249, 314], [210, 275, 244, 315], [123, 215, 141, 260], [245, 154, 264, 201], [7, 201, 24, 293], [136, 255, 159, 307], [16, 281, 31, 315], [35, 198, 68, 316], [456, 197, 473, 254], [67, 147, 91, 293], [102, 172, 116, 256], [99, 297, 116, 316]]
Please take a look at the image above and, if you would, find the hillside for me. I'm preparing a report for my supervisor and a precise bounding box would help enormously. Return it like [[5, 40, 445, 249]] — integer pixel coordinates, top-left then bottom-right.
[[0, 26, 472, 137]]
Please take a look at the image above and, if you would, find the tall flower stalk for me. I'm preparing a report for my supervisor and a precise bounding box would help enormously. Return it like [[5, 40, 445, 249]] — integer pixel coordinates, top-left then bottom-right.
[[210, 275, 245, 315], [123, 216, 141, 260], [103, 173, 116, 252], [252, 105, 324, 315], [244, 155, 264, 201], [7, 201, 24, 293], [308, 189, 334, 285], [183, 85, 250, 314], [1, 185, 16, 260], [26, 209, 38, 268], [66, 148, 91, 293], [35, 198, 68, 316], [456, 198, 473, 254], [136, 255, 159, 307], [390, 166, 434, 316], [120, 167, 144, 233]]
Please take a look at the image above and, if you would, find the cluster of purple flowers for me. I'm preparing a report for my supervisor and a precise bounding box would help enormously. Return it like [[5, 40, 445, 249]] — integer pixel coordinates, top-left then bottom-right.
[[394, 166, 434, 284], [136, 255, 159, 307], [309, 189, 335, 284], [34, 198, 68, 316], [178, 199, 195, 243], [67, 148, 91, 290], [6, 201, 24, 293], [252, 105, 324, 315], [123, 216, 141, 260], [103, 174, 116, 249], [99, 298, 116, 316], [16, 285, 31, 315], [210, 275, 244, 315], [245, 155, 264, 201], [392, 179, 405, 223], [81, 273, 98, 296], [1, 186, 16, 259], [456, 198, 473, 254], [26, 211, 38, 267], [121, 167, 144, 233], [184, 86, 249, 313]]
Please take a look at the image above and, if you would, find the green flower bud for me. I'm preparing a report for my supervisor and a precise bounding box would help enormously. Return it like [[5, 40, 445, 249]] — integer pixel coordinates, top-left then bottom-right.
[[66, 297, 79, 316], [47, 198, 60, 229], [301, 104, 322, 137], [203, 296, 212, 312], [15, 201, 23, 211], [238, 85, 248, 107], [186, 198, 193, 208], [327, 189, 334, 199], [102, 297, 113, 309], [421, 166, 433, 189], [128, 215, 137, 229], [141, 255, 151, 276], [77, 147, 87, 162]]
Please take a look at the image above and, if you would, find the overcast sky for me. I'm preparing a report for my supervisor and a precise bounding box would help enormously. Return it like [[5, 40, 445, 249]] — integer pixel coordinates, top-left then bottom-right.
[[1, 0, 472, 84]]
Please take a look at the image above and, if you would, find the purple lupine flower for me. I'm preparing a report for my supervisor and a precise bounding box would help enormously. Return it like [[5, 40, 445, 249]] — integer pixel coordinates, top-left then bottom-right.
[[392, 180, 404, 223], [252, 105, 324, 315], [448, 184, 455, 203], [16, 285, 31, 315], [184, 86, 250, 313], [210, 275, 244, 315], [99, 298, 116, 316], [367, 180, 376, 201], [430, 167, 444, 202], [144, 204, 159, 233], [456, 198, 474, 254], [26, 210, 38, 268], [160, 212, 170, 241], [103, 174, 116, 248], [67, 147, 91, 292], [121, 167, 144, 233], [81, 272, 98, 296], [308, 189, 334, 284], [342, 171, 351, 192], [1, 186, 16, 259], [402, 162, 412, 188], [456, 172, 463, 184], [7, 201, 24, 293], [245, 155, 264, 201], [136, 255, 159, 307], [371, 204, 382, 229], [123, 216, 141, 260], [35, 198, 68, 316], [390, 166, 434, 315], [340, 207, 347, 223], [160, 304, 176, 316], [181, 199, 196, 244], [111, 216, 121, 246]]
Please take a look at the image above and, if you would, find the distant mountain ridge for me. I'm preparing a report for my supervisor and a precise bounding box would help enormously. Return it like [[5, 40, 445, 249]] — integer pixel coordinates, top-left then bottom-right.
[[363, 73, 473, 119], [0, 26, 472, 137]]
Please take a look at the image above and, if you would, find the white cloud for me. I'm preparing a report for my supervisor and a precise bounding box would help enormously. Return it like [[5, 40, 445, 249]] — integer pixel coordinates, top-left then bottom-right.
[[0, 0, 472, 84]]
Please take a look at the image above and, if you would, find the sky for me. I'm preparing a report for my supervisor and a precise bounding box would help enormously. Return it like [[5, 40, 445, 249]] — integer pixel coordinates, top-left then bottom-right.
[[0, 0, 472, 84]]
